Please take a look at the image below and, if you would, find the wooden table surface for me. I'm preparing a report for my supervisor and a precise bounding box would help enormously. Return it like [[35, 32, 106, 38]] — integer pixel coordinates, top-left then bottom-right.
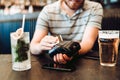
[[0, 51, 120, 80]]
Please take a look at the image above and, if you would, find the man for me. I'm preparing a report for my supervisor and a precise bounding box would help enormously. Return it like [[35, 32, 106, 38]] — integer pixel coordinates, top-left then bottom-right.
[[30, 0, 103, 64]]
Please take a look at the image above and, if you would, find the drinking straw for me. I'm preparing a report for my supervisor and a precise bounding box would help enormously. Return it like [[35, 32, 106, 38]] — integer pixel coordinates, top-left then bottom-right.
[[22, 14, 25, 32]]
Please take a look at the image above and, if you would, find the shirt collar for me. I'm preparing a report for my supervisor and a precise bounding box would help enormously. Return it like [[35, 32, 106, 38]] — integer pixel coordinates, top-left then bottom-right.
[[57, 0, 84, 17]]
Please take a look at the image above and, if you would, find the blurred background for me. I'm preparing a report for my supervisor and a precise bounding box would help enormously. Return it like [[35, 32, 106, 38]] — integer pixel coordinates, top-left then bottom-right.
[[0, 0, 119, 53], [0, 0, 57, 15], [0, 0, 119, 15]]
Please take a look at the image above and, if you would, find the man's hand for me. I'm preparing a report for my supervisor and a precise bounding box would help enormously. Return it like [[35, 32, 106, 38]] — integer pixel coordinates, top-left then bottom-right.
[[38, 36, 59, 51], [49, 41, 81, 64], [53, 53, 72, 64]]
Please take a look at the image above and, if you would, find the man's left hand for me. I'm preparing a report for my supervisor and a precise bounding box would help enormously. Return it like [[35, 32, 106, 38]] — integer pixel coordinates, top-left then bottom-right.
[[53, 53, 72, 64]]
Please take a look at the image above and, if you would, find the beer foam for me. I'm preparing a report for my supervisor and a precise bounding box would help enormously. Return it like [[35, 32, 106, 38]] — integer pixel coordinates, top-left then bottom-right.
[[99, 30, 119, 38]]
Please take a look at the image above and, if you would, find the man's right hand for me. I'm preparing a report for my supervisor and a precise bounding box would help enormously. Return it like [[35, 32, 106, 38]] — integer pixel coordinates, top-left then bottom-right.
[[38, 36, 59, 51]]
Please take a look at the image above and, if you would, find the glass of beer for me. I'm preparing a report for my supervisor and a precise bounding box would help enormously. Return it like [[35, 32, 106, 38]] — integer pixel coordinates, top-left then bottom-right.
[[98, 30, 119, 67]]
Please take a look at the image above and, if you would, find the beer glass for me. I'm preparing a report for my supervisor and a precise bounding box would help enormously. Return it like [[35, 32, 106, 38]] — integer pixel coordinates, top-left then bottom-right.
[[98, 30, 119, 67]]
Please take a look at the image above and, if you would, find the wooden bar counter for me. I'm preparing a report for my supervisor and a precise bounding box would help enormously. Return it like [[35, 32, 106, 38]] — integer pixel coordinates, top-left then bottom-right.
[[0, 51, 120, 80]]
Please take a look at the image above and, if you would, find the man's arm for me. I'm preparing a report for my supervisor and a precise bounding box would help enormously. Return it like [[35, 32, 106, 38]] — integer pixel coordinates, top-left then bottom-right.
[[30, 29, 48, 55], [30, 29, 59, 55], [79, 26, 99, 55]]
